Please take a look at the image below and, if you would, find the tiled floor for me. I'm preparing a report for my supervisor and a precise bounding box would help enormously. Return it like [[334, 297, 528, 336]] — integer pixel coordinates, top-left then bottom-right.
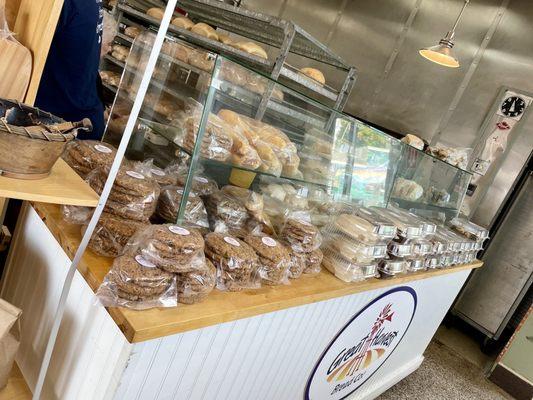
[[378, 327, 513, 400]]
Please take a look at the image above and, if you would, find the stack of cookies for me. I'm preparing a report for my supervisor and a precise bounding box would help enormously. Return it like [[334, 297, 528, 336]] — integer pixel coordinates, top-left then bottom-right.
[[204, 233, 259, 291], [135, 224, 206, 273], [156, 186, 209, 230], [183, 114, 233, 162], [287, 249, 306, 279], [62, 140, 117, 178], [176, 173, 219, 196], [149, 166, 178, 187], [280, 218, 323, 278], [89, 167, 160, 222], [243, 234, 291, 285], [176, 259, 216, 304], [86, 212, 149, 257], [205, 191, 248, 234], [97, 254, 176, 309]]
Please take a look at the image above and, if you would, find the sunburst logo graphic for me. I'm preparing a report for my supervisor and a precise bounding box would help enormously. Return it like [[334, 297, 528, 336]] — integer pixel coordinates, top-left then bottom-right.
[[326, 304, 394, 382]]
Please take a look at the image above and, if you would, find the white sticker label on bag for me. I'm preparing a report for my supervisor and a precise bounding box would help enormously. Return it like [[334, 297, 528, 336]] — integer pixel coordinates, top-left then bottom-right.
[[135, 255, 156, 269], [126, 171, 144, 180], [224, 236, 240, 247], [262, 236, 277, 247], [151, 168, 165, 176], [169, 225, 190, 236], [94, 144, 112, 154], [194, 176, 208, 183]]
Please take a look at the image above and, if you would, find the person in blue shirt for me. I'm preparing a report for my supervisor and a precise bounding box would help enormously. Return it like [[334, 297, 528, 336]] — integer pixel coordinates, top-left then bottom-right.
[[35, 0, 105, 140]]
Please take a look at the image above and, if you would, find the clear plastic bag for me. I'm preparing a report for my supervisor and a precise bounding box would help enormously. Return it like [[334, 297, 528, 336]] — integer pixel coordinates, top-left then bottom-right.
[[62, 140, 118, 179], [96, 255, 177, 310], [392, 177, 424, 201], [89, 166, 160, 222], [175, 170, 219, 196], [204, 232, 260, 292], [303, 248, 323, 276], [156, 186, 209, 229], [84, 212, 149, 257], [288, 248, 306, 279], [205, 190, 249, 232], [280, 217, 321, 253], [243, 233, 291, 286], [176, 259, 216, 304], [126, 224, 206, 273], [61, 205, 93, 225]]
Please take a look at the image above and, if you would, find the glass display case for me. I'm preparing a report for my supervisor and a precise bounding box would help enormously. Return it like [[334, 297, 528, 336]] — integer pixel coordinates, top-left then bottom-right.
[[389, 144, 472, 220], [103, 31, 404, 227]]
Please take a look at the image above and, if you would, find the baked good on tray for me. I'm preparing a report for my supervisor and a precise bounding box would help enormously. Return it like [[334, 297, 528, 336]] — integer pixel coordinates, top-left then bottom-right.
[[204, 233, 259, 292]]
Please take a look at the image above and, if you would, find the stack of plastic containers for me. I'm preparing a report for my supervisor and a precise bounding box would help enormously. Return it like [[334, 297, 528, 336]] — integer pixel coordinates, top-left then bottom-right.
[[320, 209, 396, 282]]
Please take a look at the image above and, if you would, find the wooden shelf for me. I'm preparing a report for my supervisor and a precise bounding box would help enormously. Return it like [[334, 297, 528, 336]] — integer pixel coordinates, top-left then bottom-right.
[[0, 159, 99, 207], [33, 202, 483, 343]]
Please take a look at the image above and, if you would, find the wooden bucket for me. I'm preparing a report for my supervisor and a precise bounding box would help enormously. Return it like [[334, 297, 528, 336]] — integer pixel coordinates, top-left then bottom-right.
[[0, 99, 92, 179]]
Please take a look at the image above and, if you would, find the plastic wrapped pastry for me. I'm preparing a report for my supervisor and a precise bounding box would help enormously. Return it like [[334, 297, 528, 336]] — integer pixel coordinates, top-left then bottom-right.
[[96, 255, 177, 310], [204, 233, 260, 291], [244, 234, 291, 286], [280, 218, 321, 253], [62, 140, 117, 179], [176, 259, 216, 304], [156, 186, 209, 229], [322, 245, 378, 283]]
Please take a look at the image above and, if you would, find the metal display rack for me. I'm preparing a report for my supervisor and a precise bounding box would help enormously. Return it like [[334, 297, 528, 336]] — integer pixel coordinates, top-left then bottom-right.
[[103, 0, 356, 112]]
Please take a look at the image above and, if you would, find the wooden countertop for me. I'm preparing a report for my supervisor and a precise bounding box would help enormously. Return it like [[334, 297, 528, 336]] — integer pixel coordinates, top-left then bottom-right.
[[0, 159, 99, 207], [34, 202, 483, 343]]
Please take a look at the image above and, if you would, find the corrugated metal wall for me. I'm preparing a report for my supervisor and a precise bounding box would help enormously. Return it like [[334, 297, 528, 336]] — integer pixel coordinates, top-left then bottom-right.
[[242, 0, 533, 148]]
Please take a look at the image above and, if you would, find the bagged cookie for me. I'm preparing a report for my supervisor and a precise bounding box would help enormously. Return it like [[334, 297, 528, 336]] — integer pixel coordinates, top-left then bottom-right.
[[96, 254, 177, 309], [205, 190, 248, 232], [243, 234, 291, 286], [176, 259, 216, 304], [126, 224, 206, 273], [62, 140, 118, 178], [287, 248, 306, 279], [303, 248, 323, 276], [62, 204, 93, 225], [204, 233, 260, 292], [280, 217, 321, 253], [156, 186, 209, 229], [83, 213, 149, 257], [183, 111, 233, 162], [88, 167, 161, 222], [175, 171, 218, 196]]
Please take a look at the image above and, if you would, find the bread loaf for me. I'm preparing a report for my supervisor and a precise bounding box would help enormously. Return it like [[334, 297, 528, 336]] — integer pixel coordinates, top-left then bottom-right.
[[300, 67, 326, 85], [171, 16, 194, 30], [191, 22, 219, 41], [147, 8, 164, 21], [234, 41, 268, 59]]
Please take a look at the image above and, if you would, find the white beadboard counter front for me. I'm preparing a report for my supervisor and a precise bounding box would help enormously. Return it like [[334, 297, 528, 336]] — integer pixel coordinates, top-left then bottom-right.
[[2, 202, 482, 400]]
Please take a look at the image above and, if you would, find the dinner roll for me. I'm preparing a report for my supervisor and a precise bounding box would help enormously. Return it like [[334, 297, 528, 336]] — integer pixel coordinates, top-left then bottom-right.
[[300, 67, 326, 85], [147, 8, 164, 21], [234, 41, 268, 59], [191, 22, 219, 41], [172, 16, 194, 30]]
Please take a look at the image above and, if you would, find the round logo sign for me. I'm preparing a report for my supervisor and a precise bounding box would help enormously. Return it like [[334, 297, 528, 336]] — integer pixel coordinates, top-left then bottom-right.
[[305, 287, 417, 400]]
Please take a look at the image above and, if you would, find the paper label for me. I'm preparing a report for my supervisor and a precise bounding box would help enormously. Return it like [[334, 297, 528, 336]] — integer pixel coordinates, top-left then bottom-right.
[[151, 168, 166, 176], [94, 144, 112, 154], [194, 176, 208, 183], [261, 236, 277, 247], [126, 171, 144, 180], [168, 225, 190, 236], [135, 255, 156, 269], [224, 236, 240, 247]]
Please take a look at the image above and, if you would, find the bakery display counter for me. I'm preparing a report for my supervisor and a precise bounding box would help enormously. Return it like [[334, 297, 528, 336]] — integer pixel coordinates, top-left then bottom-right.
[[31, 202, 482, 342], [0, 159, 99, 207], [2, 201, 482, 399]]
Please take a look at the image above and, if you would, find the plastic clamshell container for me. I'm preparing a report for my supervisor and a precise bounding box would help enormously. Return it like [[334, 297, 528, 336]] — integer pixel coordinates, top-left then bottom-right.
[[425, 256, 440, 269], [388, 241, 414, 257], [371, 207, 423, 239], [428, 233, 448, 254], [449, 217, 489, 241], [322, 246, 378, 283], [353, 207, 398, 238], [410, 239, 433, 256], [406, 257, 426, 272], [440, 254, 454, 267], [327, 214, 383, 243], [378, 258, 408, 275]]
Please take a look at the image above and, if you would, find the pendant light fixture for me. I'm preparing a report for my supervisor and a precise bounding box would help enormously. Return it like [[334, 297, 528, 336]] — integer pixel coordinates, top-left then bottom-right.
[[419, 0, 470, 68]]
